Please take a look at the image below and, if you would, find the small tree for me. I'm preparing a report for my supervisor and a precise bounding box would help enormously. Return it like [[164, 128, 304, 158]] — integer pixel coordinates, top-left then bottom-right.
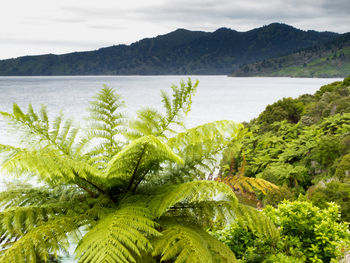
[[0, 80, 277, 263]]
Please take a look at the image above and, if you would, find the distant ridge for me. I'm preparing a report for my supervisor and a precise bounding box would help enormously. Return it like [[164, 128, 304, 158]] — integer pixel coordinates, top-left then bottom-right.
[[0, 23, 339, 76], [230, 33, 350, 78]]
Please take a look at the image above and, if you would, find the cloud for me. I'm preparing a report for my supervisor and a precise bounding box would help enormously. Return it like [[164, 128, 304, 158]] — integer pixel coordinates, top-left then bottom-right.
[[0, 0, 349, 59], [0, 37, 106, 49], [88, 25, 125, 30], [60, 0, 346, 32], [53, 0, 350, 33], [130, 0, 327, 27]]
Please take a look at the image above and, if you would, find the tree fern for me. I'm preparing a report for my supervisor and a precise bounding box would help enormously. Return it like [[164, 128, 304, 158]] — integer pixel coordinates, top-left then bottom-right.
[[0, 80, 278, 262]]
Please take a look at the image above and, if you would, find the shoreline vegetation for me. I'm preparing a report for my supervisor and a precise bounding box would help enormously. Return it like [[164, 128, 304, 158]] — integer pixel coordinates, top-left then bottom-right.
[[0, 76, 349, 262]]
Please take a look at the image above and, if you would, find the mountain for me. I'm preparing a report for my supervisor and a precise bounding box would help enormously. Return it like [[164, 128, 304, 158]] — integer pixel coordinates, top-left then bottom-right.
[[230, 33, 350, 78], [0, 23, 339, 76]]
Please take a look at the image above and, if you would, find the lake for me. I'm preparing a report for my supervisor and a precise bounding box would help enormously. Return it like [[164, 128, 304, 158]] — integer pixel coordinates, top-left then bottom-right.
[[0, 75, 340, 145]]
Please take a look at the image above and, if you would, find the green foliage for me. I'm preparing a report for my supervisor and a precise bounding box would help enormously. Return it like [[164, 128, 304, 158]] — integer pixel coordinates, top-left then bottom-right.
[[262, 185, 294, 207], [212, 76, 350, 262], [335, 154, 350, 180], [308, 181, 350, 222], [263, 253, 303, 263], [75, 205, 159, 263], [264, 200, 350, 263], [239, 77, 350, 191], [153, 221, 237, 263], [128, 79, 198, 139], [259, 163, 308, 187], [210, 222, 279, 262], [86, 86, 126, 165], [0, 79, 277, 262], [256, 97, 305, 128]]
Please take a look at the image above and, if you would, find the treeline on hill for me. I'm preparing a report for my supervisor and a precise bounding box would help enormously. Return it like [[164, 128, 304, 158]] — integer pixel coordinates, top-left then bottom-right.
[[0, 23, 338, 75], [231, 33, 350, 78]]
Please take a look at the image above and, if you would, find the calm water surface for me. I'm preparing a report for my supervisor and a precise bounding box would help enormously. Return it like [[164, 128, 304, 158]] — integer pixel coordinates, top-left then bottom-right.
[[0, 75, 340, 145]]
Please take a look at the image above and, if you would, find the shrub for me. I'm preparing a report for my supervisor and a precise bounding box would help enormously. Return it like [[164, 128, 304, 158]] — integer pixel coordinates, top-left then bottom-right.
[[263, 253, 303, 263], [260, 163, 308, 187], [335, 154, 350, 180], [210, 222, 279, 262], [264, 200, 350, 263], [257, 97, 304, 127], [262, 185, 294, 207], [312, 135, 341, 169], [308, 181, 350, 222]]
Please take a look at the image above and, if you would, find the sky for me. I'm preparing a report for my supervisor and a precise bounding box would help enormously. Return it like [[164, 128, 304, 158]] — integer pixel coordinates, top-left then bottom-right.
[[1, 0, 349, 60]]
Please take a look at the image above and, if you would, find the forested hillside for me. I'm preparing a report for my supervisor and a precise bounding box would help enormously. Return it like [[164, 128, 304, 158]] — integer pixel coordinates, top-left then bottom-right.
[[0, 23, 337, 75], [231, 33, 350, 77], [219, 76, 350, 215], [213, 76, 350, 262]]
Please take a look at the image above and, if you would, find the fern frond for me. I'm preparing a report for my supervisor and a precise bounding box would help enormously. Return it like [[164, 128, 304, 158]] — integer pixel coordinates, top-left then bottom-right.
[[0, 144, 104, 196], [128, 79, 198, 139], [218, 175, 279, 195], [0, 82, 254, 262], [166, 200, 237, 228], [233, 204, 279, 241], [0, 184, 87, 209], [75, 204, 160, 263], [86, 85, 127, 164], [167, 120, 248, 179], [127, 108, 165, 140], [0, 215, 85, 263], [0, 104, 81, 156], [106, 135, 183, 190], [153, 221, 237, 263], [149, 180, 238, 218], [0, 201, 88, 240]]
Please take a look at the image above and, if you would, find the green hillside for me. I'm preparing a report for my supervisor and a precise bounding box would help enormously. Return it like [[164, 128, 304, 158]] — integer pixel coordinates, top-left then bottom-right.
[[230, 33, 350, 78], [0, 23, 338, 76]]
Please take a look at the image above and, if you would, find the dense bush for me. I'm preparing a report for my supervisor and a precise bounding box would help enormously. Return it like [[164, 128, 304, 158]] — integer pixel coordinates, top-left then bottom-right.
[[264, 200, 350, 262], [210, 222, 279, 262], [263, 253, 303, 263], [311, 135, 341, 169], [335, 154, 350, 180], [262, 185, 294, 207], [256, 97, 304, 127], [308, 181, 350, 222]]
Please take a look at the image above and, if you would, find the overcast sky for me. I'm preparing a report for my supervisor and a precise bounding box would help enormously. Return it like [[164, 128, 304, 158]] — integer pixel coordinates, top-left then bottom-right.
[[1, 0, 349, 59]]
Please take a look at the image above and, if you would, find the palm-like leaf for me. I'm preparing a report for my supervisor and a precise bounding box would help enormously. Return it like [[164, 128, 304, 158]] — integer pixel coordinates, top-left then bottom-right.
[[106, 135, 183, 191], [153, 221, 237, 263], [76, 204, 159, 263]]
